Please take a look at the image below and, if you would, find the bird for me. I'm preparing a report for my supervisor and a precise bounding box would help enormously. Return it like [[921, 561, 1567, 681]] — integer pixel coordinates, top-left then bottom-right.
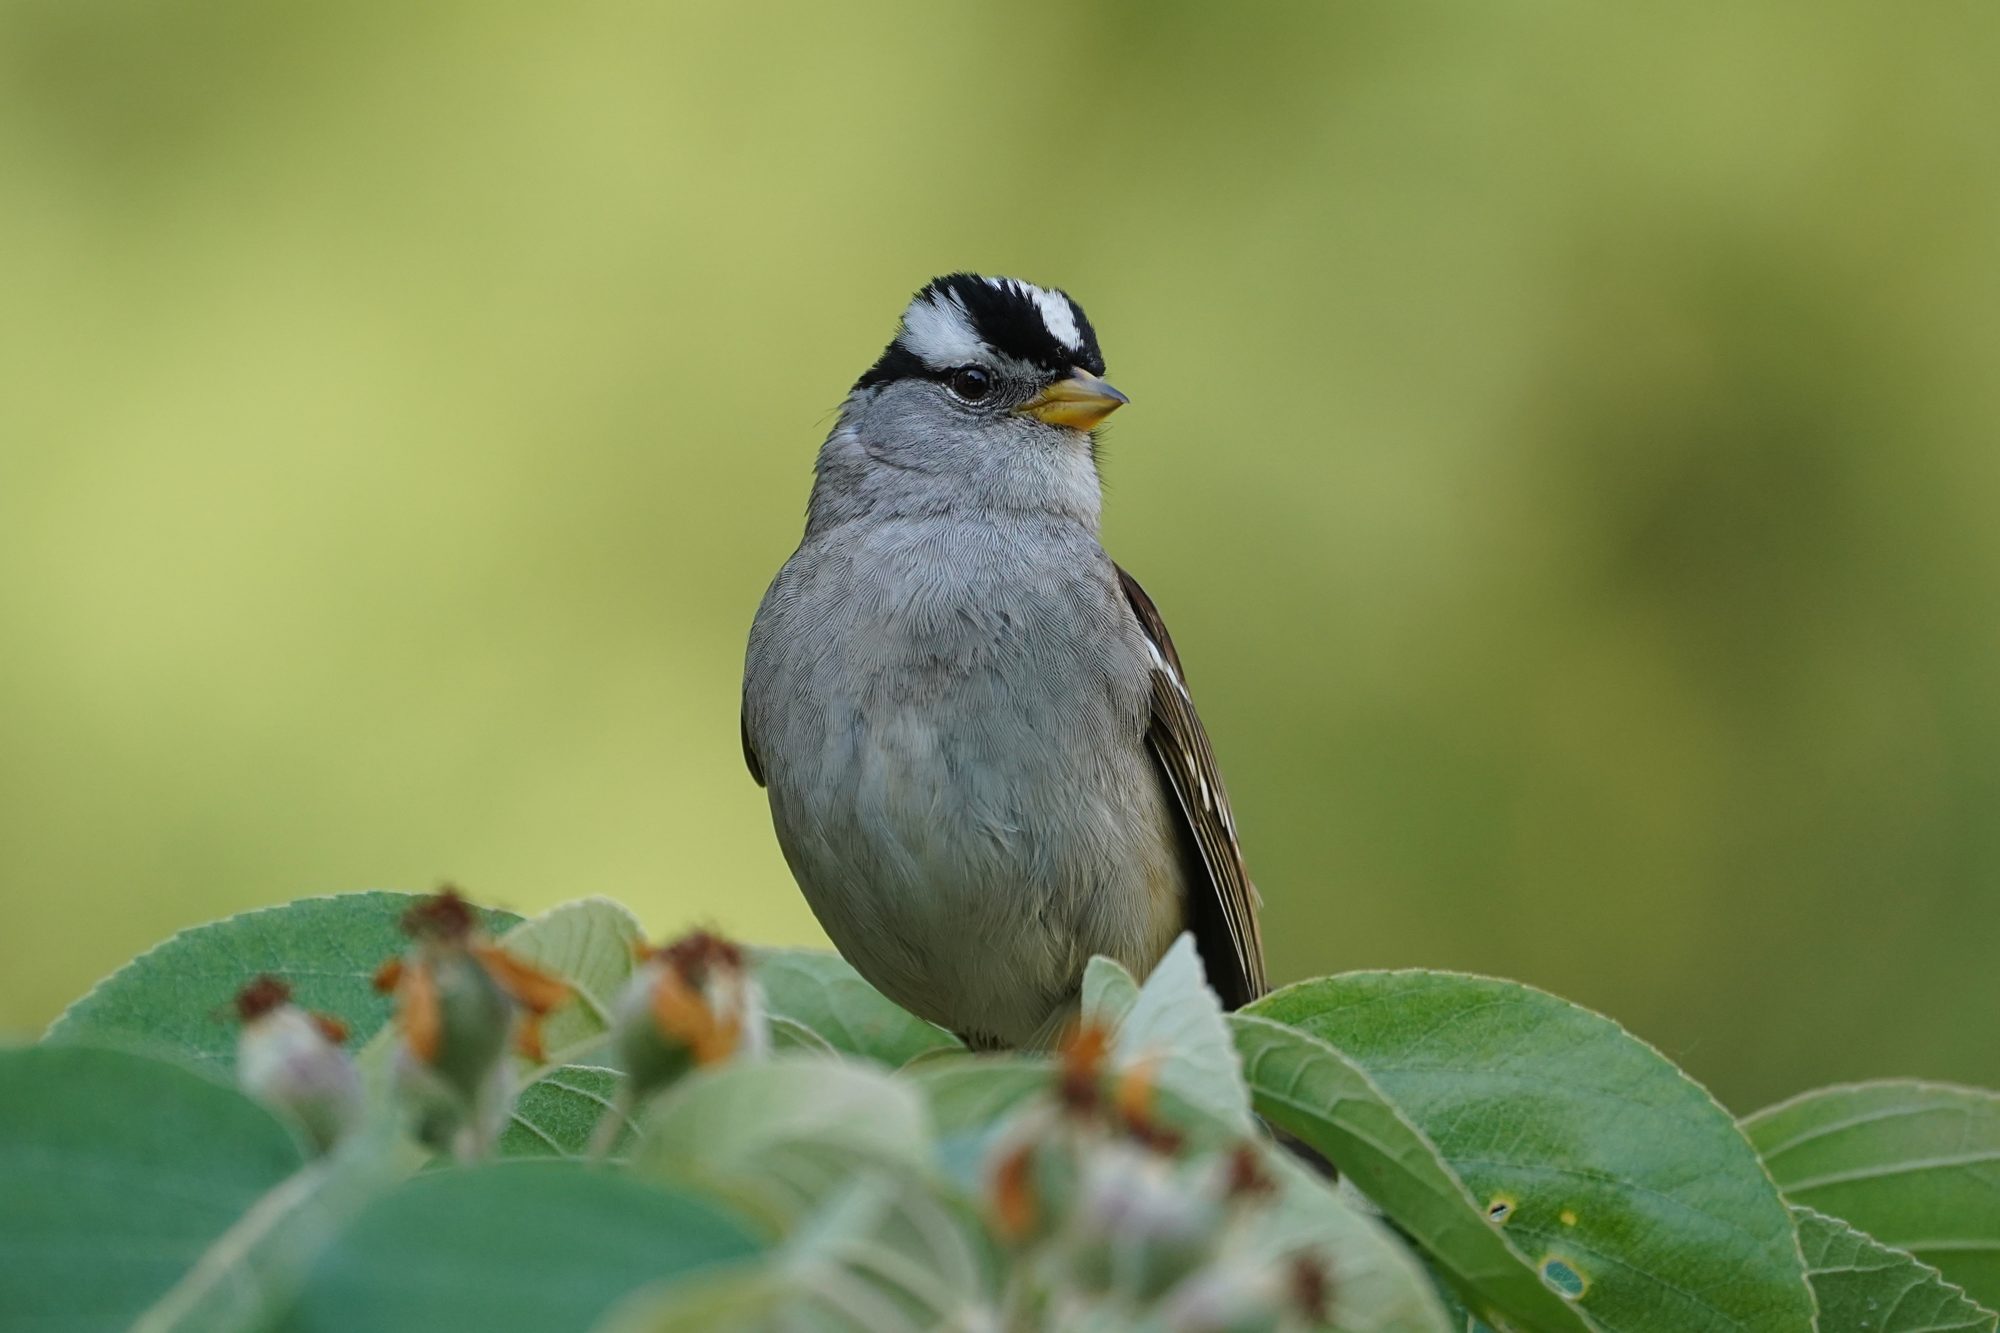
[[741, 273, 1263, 1050]]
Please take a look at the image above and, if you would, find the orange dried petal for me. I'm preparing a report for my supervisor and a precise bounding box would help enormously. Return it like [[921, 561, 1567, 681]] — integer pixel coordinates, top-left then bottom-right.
[[1115, 1055, 1182, 1152], [1115, 1053, 1159, 1125], [310, 1012, 351, 1046], [991, 1140, 1038, 1242], [513, 1011, 548, 1064], [1057, 1020, 1112, 1114], [372, 957, 404, 994], [650, 970, 739, 1065], [696, 1012, 742, 1066], [401, 959, 441, 1064], [471, 943, 571, 1016]]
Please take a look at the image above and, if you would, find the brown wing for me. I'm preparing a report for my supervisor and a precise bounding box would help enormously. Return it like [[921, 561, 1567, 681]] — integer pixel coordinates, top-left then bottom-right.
[[1117, 565, 1267, 1009]]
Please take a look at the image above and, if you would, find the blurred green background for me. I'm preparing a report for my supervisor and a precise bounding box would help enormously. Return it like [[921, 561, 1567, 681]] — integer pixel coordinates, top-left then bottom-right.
[[3, 2, 1995, 1113]]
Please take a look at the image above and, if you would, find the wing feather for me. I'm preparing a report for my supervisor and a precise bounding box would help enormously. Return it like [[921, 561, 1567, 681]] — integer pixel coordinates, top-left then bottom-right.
[[1117, 565, 1266, 1008]]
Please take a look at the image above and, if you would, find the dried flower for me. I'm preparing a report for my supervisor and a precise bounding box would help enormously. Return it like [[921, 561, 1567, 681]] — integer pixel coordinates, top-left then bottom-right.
[[234, 974, 362, 1152], [374, 888, 571, 1158], [1068, 1140, 1217, 1300], [589, 929, 767, 1156], [612, 930, 766, 1094]]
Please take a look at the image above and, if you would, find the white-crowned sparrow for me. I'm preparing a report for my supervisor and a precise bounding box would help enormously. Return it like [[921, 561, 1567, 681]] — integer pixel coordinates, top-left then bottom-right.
[[742, 274, 1263, 1048]]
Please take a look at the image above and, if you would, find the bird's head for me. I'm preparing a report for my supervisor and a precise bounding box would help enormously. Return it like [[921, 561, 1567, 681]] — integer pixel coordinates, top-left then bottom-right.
[[810, 274, 1128, 529]]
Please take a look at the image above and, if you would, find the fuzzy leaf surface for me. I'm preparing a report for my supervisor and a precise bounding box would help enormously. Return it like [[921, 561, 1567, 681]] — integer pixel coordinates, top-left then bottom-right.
[[633, 1055, 932, 1230], [499, 1064, 636, 1159], [493, 897, 645, 1067], [1110, 935, 1254, 1134], [753, 948, 961, 1066], [1081, 953, 1140, 1027], [43, 891, 520, 1072]]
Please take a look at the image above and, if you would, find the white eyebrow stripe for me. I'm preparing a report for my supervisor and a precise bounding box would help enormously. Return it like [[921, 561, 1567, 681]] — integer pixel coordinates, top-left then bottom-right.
[[900, 290, 987, 368]]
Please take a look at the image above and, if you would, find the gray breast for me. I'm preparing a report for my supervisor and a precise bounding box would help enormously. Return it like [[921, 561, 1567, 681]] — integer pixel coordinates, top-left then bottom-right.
[[743, 516, 1185, 1046]]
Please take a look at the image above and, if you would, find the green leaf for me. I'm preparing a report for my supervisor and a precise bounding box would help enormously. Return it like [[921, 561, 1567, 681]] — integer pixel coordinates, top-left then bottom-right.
[[493, 897, 646, 1068], [1253, 1145, 1456, 1333], [905, 1056, 1053, 1139], [1745, 1080, 2000, 1310], [591, 1268, 784, 1333], [768, 1013, 839, 1056], [902, 1056, 1054, 1190], [1429, 1279, 1506, 1333], [43, 892, 521, 1074], [600, 1177, 997, 1333], [1793, 1205, 1996, 1333], [276, 1160, 761, 1333], [1081, 953, 1139, 1027], [753, 948, 961, 1066], [1113, 933, 1253, 1134], [499, 1065, 636, 1159], [1250, 970, 1816, 1333], [632, 1054, 934, 1230], [133, 1126, 413, 1333], [1232, 1013, 1590, 1333], [0, 1045, 308, 1333]]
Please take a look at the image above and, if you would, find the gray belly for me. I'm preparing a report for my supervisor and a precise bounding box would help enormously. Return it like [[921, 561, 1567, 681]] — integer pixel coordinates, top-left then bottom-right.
[[744, 529, 1184, 1046]]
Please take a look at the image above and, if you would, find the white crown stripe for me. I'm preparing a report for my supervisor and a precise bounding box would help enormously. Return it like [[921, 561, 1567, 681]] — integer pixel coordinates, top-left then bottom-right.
[[1029, 288, 1082, 351], [980, 276, 1083, 352]]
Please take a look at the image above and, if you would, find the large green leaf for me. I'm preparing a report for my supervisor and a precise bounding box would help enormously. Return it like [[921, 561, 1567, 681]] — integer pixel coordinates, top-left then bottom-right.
[[599, 1177, 998, 1333], [493, 897, 646, 1068], [902, 1056, 1056, 1190], [905, 1056, 1053, 1139], [1746, 1081, 2000, 1310], [1250, 970, 1815, 1333], [1233, 1013, 1590, 1332], [499, 1064, 636, 1159], [753, 948, 961, 1066], [275, 1161, 761, 1333], [632, 1055, 933, 1230], [591, 1268, 784, 1333], [1793, 1205, 1996, 1333], [43, 892, 521, 1073], [0, 1045, 308, 1333], [133, 1127, 411, 1333]]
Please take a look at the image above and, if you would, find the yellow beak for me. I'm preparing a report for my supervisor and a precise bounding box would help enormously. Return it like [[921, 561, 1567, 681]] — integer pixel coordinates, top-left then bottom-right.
[[1017, 369, 1130, 430]]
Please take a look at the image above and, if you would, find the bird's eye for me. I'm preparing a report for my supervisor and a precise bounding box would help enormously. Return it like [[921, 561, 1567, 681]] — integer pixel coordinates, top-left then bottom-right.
[[947, 366, 993, 402]]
